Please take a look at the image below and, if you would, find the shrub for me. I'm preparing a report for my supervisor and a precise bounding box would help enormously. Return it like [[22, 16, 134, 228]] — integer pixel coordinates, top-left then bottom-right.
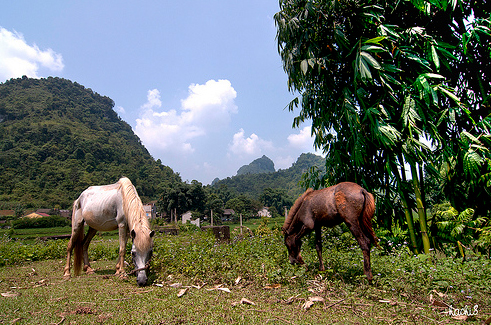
[[12, 215, 70, 229], [0, 236, 68, 266]]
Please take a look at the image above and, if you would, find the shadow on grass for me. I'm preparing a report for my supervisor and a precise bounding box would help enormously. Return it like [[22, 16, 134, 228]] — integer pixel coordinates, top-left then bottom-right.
[[95, 268, 115, 276]]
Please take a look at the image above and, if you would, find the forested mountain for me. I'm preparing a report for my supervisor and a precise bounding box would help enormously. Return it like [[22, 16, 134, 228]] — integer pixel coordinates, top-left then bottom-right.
[[236, 155, 275, 175], [0, 76, 182, 209], [212, 153, 324, 199]]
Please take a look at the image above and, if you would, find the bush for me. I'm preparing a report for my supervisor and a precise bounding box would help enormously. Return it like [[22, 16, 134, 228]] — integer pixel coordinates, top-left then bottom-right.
[[0, 236, 68, 266], [12, 215, 70, 229], [0, 235, 121, 267]]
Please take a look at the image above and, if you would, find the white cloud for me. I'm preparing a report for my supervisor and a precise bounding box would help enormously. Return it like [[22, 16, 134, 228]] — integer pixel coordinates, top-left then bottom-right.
[[116, 106, 126, 115], [141, 88, 162, 110], [134, 80, 238, 155], [287, 125, 325, 159], [274, 155, 295, 170], [228, 128, 273, 157], [0, 27, 64, 81], [288, 126, 313, 149], [181, 79, 238, 128]]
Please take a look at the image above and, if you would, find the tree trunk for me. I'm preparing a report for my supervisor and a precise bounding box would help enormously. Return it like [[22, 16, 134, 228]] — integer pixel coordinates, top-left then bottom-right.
[[396, 156, 418, 254], [410, 164, 431, 254]]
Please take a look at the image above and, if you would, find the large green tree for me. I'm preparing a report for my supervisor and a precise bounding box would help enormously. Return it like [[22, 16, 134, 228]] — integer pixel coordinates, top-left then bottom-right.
[[275, 0, 490, 253], [0, 77, 182, 208]]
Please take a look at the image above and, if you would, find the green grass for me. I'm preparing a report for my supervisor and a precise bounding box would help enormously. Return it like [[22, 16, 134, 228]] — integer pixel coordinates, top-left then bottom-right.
[[0, 226, 119, 244], [194, 216, 284, 233], [1, 224, 490, 324], [1, 228, 490, 323], [0, 226, 72, 239]]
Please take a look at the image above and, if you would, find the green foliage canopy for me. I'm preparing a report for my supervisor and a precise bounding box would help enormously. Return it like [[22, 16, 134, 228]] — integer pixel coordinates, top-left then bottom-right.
[[0, 77, 182, 208], [275, 0, 491, 252]]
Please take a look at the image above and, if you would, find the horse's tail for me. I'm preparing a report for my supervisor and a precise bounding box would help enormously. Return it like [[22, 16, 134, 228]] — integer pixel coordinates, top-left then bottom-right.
[[72, 199, 85, 276], [360, 189, 379, 247], [282, 188, 314, 234]]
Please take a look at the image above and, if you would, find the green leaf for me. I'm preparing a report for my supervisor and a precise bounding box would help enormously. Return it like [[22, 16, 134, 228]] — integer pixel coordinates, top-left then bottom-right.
[[300, 59, 308, 75], [437, 86, 461, 104], [402, 96, 417, 128], [430, 45, 440, 71], [480, 172, 491, 187], [364, 36, 387, 45], [458, 208, 475, 223], [378, 24, 400, 38], [361, 52, 381, 69], [334, 26, 349, 50], [463, 150, 482, 176], [361, 44, 386, 52], [461, 131, 481, 144], [422, 73, 445, 79], [403, 51, 431, 70], [378, 124, 401, 146]]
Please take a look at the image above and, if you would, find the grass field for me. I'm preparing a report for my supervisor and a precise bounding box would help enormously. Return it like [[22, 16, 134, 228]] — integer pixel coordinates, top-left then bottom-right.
[[0, 222, 490, 324]]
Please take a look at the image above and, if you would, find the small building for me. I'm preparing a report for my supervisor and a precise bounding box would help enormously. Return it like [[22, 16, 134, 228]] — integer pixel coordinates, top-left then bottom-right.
[[59, 210, 71, 219], [257, 207, 272, 218], [222, 209, 235, 222], [36, 209, 51, 215], [24, 212, 50, 219], [143, 203, 157, 219], [182, 211, 200, 227]]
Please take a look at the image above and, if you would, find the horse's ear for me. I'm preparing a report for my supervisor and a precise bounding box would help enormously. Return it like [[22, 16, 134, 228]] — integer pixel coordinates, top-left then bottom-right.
[[150, 230, 155, 238], [131, 229, 136, 240]]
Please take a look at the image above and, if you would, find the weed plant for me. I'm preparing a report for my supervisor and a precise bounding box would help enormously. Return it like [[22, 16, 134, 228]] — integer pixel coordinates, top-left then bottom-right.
[[150, 226, 490, 306], [1, 225, 490, 307], [0, 235, 120, 266]]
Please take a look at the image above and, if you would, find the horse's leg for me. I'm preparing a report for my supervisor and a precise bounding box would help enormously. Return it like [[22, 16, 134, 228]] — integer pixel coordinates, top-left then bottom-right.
[[295, 224, 313, 265], [361, 242, 373, 284], [63, 215, 84, 279], [64, 233, 76, 279], [115, 226, 129, 276], [315, 227, 325, 271], [63, 234, 76, 279], [82, 227, 97, 274], [345, 222, 373, 284]]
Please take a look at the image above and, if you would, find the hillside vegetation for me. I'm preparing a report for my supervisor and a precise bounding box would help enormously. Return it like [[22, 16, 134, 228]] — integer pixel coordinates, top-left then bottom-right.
[[0, 76, 181, 209], [0, 76, 326, 213], [212, 153, 325, 199], [236, 155, 275, 175]]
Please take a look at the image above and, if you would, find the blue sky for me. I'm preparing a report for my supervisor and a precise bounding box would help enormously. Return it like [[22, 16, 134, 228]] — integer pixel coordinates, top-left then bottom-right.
[[1, 1, 321, 184]]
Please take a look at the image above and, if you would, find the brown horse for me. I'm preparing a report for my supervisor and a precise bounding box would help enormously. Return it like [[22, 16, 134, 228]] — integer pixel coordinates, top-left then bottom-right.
[[282, 182, 378, 283]]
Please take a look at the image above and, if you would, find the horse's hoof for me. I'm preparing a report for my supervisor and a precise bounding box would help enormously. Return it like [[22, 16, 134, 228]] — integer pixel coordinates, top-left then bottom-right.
[[85, 267, 95, 274], [63, 275, 71, 280], [119, 274, 128, 280]]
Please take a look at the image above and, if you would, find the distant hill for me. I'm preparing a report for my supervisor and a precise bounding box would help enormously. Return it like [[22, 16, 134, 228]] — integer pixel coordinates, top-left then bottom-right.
[[0, 76, 182, 209], [212, 153, 325, 199], [237, 155, 275, 175]]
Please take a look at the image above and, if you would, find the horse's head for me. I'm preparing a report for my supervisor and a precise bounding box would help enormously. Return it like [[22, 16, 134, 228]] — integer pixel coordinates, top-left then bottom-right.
[[130, 228, 155, 286], [284, 233, 304, 265]]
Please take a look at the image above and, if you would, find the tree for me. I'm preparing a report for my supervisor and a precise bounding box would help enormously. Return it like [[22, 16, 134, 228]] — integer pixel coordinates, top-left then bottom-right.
[[158, 181, 209, 222], [260, 188, 293, 217], [205, 192, 224, 221], [275, 0, 490, 253], [225, 195, 261, 219]]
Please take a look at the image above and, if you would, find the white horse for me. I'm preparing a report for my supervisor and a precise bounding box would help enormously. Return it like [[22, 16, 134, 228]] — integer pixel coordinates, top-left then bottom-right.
[[63, 177, 155, 286]]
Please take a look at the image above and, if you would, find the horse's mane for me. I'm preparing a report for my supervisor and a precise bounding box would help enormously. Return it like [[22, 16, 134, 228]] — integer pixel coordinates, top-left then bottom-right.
[[118, 177, 152, 246], [282, 188, 314, 234]]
